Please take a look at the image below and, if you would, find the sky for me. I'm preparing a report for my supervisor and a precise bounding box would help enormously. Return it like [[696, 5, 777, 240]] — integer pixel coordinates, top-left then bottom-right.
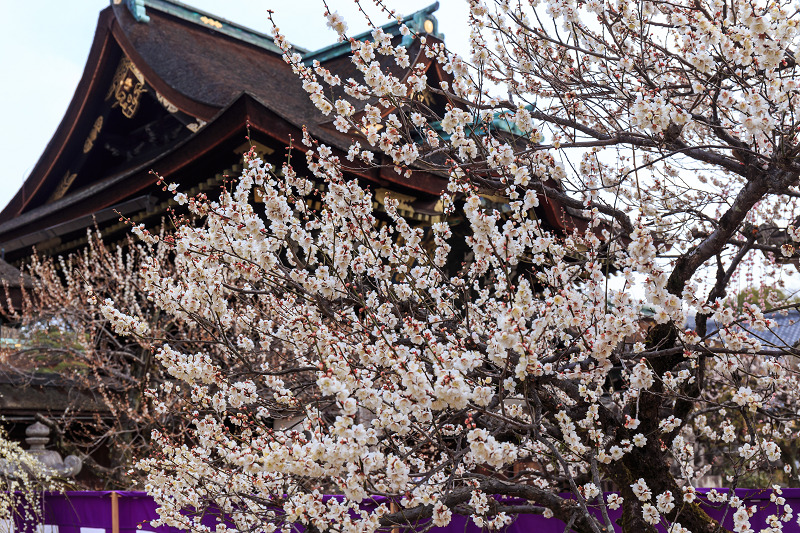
[[0, 0, 470, 213]]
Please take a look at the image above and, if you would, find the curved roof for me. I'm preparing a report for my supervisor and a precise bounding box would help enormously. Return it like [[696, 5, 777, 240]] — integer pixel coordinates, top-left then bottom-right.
[[0, 1, 447, 226], [0, 0, 591, 263]]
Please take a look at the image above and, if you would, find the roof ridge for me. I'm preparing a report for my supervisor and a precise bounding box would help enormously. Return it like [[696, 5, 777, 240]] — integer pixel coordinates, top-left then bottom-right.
[[302, 2, 441, 64], [132, 0, 309, 55]]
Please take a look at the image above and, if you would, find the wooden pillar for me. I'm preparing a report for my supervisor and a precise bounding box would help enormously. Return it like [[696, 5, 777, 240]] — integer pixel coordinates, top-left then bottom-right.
[[111, 491, 120, 533], [390, 501, 399, 533]]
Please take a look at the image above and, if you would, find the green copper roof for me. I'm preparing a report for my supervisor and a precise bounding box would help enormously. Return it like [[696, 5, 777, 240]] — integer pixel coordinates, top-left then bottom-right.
[[302, 2, 443, 64], [126, 0, 309, 55], [123, 0, 441, 63]]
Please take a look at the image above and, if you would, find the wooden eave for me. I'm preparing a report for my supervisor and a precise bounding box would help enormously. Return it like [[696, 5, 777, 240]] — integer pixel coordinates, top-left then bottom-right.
[[109, 19, 218, 121], [0, 6, 218, 225], [0, 93, 455, 258], [0, 94, 255, 247], [0, 0, 588, 262]]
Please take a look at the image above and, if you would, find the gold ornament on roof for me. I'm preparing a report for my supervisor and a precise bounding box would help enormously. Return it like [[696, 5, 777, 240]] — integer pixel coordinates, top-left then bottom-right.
[[200, 16, 223, 29], [375, 188, 416, 215], [83, 116, 104, 153], [106, 57, 146, 119], [47, 171, 78, 204], [156, 92, 179, 113], [415, 88, 435, 106], [186, 120, 207, 133]]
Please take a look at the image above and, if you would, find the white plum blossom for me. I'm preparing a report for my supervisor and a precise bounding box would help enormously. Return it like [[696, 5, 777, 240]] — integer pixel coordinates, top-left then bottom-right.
[[642, 503, 660, 525], [89, 2, 800, 533], [325, 11, 347, 35], [656, 491, 675, 514], [631, 478, 652, 502]]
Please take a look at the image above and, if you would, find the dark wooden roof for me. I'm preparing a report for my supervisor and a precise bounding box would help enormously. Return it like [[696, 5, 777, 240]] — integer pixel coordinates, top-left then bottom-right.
[[0, 0, 588, 263], [0, 2, 447, 226], [112, 2, 297, 119]]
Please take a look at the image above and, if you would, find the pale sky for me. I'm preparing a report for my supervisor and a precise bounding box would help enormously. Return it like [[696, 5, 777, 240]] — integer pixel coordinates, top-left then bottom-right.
[[0, 0, 470, 214]]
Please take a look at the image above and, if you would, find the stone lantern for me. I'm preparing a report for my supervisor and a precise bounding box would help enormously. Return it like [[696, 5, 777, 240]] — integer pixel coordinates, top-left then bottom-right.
[[23, 421, 82, 477]]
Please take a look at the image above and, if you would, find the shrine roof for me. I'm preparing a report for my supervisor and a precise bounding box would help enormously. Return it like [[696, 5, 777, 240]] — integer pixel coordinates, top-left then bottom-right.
[[0, 0, 594, 264], [133, 0, 301, 55], [0, 0, 445, 226], [302, 2, 443, 64], [686, 310, 800, 349], [111, 1, 298, 119], [111, 0, 441, 119]]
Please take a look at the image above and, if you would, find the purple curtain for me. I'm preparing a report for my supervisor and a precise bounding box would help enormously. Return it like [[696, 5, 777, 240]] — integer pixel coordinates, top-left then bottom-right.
[[13, 489, 800, 533]]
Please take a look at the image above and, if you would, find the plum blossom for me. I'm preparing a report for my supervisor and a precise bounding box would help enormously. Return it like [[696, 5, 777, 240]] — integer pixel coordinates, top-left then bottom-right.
[[631, 479, 652, 501], [90, 3, 800, 533]]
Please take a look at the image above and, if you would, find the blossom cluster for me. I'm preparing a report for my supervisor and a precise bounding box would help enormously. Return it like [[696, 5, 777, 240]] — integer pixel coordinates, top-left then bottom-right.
[[98, 1, 800, 532]]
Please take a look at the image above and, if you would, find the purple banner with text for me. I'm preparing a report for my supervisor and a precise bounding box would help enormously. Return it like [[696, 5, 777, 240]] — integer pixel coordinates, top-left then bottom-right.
[[11, 489, 800, 533]]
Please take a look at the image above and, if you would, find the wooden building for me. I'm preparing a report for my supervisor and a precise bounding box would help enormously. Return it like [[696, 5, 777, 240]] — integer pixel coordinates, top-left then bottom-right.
[[0, 0, 448, 262], [0, 1, 600, 484], [0, 0, 585, 265]]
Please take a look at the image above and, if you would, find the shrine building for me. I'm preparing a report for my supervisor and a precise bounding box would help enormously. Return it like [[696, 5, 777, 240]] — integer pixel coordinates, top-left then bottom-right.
[[0, 0, 584, 269], [0, 1, 597, 479]]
